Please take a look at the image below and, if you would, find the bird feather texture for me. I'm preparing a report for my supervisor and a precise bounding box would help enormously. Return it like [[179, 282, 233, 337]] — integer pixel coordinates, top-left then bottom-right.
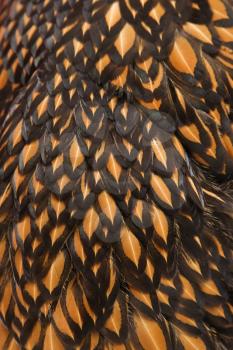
[[0, 0, 233, 349]]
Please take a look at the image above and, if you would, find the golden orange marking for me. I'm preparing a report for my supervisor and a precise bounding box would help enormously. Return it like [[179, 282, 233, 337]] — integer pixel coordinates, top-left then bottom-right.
[[200, 279, 220, 296], [183, 22, 212, 44], [176, 312, 196, 326], [205, 305, 225, 318], [105, 300, 121, 335], [135, 312, 167, 350], [73, 230, 86, 263], [69, 137, 84, 170], [0, 238, 6, 262], [0, 321, 8, 345], [149, 3, 165, 23], [180, 275, 196, 301], [137, 57, 153, 74], [151, 174, 172, 207], [193, 153, 209, 166], [98, 191, 117, 224], [177, 328, 206, 350], [114, 23, 135, 58], [96, 54, 111, 74], [73, 38, 83, 55], [112, 67, 128, 87], [51, 195, 65, 219], [21, 140, 39, 167], [105, 2, 121, 30], [209, 108, 221, 125], [208, 0, 228, 21], [144, 63, 164, 91], [44, 324, 64, 350], [25, 282, 40, 302], [106, 258, 117, 297], [222, 134, 233, 158], [25, 321, 41, 349], [157, 290, 169, 304], [179, 124, 201, 143], [138, 98, 162, 110], [83, 207, 99, 239], [145, 258, 155, 280], [107, 154, 121, 183], [203, 57, 218, 92], [131, 287, 152, 309], [0, 281, 11, 318], [0, 183, 11, 209], [151, 205, 168, 243], [121, 226, 141, 267], [170, 35, 197, 74], [152, 138, 167, 168], [82, 289, 96, 322], [53, 302, 74, 340], [35, 209, 49, 232], [66, 282, 83, 327], [50, 225, 66, 246], [62, 20, 78, 36], [43, 252, 65, 294], [0, 67, 8, 90], [27, 24, 37, 40], [16, 216, 31, 243], [82, 22, 90, 35]]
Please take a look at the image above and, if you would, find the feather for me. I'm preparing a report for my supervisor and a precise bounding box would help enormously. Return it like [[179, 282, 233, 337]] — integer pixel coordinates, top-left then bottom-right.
[[1, 0, 233, 348]]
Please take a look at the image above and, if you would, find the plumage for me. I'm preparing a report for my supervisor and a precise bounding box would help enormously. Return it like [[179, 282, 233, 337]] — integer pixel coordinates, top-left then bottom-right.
[[1, 0, 233, 348]]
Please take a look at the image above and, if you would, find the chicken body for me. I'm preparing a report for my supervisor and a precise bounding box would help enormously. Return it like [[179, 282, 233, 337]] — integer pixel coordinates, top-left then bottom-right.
[[0, 0, 233, 349]]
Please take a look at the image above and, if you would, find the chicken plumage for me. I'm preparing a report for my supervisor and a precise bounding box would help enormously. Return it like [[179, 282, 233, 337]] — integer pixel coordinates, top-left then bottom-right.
[[0, 0, 233, 349]]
